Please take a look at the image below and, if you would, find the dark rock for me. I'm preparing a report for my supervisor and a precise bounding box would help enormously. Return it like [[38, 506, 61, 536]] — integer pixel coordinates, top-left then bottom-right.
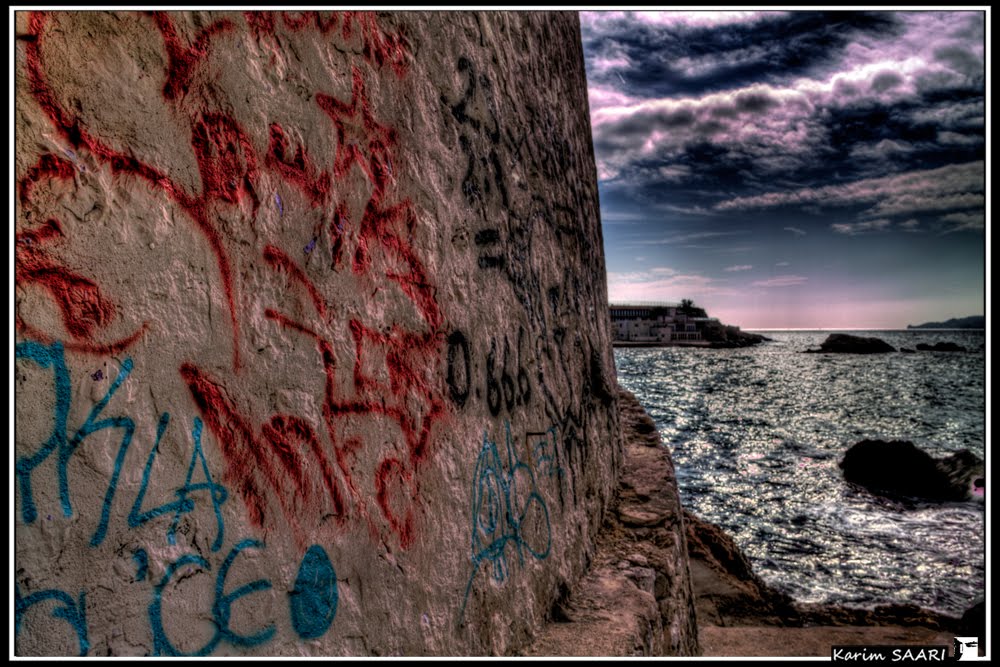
[[810, 333, 896, 354], [701, 321, 768, 348], [937, 449, 985, 497], [959, 601, 986, 651], [900, 348, 916, 353], [915, 342, 967, 352], [840, 439, 981, 502]]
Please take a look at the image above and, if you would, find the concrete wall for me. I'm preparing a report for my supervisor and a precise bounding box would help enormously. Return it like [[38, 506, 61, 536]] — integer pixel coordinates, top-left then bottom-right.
[[14, 11, 623, 656]]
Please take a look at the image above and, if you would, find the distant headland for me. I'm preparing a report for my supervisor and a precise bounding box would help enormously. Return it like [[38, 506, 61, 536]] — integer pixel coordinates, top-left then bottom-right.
[[907, 315, 985, 330]]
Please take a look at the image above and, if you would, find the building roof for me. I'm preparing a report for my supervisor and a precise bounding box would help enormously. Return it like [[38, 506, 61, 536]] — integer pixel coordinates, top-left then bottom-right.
[[609, 301, 680, 308]]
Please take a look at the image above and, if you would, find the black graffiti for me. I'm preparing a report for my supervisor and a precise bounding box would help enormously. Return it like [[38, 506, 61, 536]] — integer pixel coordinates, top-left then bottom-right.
[[447, 330, 531, 418], [441, 37, 621, 516], [442, 57, 507, 213], [446, 331, 471, 408], [474, 228, 505, 268]]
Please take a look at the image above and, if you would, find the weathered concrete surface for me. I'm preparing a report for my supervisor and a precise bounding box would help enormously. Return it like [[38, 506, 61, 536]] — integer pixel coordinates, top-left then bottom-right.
[[523, 390, 699, 656], [14, 11, 622, 656]]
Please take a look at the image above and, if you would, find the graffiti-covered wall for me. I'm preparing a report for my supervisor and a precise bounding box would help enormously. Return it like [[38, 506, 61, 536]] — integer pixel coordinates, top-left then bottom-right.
[[14, 10, 622, 656]]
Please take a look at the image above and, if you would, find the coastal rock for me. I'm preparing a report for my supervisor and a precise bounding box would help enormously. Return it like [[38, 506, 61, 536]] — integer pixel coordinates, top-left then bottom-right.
[[807, 334, 896, 354], [936, 449, 985, 500], [915, 342, 967, 352], [685, 509, 965, 647], [700, 321, 768, 348], [839, 440, 982, 502]]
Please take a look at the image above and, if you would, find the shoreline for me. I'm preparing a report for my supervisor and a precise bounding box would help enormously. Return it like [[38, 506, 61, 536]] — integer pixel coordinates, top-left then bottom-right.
[[684, 508, 986, 657], [612, 341, 713, 348]]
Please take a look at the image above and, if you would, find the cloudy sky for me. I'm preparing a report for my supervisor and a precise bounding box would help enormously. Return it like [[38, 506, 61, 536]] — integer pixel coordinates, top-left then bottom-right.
[[581, 10, 987, 329]]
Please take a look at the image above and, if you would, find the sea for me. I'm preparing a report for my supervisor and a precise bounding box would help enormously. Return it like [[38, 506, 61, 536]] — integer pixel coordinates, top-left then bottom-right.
[[613, 329, 986, 618]]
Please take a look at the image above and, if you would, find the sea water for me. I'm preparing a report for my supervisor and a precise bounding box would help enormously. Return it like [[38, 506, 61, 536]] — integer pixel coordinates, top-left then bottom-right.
[[613, 330, 986, 617]]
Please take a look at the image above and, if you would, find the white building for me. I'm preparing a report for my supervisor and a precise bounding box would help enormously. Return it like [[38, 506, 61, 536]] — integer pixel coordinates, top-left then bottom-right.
[[609, 303, 703, 342]]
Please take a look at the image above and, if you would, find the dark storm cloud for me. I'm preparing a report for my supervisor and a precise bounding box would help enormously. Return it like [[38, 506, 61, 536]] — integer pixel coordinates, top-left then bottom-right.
[[584, 11, 985, 215], [582, 11, 902, 99]]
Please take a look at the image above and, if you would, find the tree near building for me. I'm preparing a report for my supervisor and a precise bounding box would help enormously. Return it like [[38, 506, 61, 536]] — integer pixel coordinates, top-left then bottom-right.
[[679, 299, 707, 318]]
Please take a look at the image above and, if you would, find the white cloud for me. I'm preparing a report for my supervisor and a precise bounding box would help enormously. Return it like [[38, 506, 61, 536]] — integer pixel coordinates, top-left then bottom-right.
[[658, 165, 693, 182], [724, 265, 753, 272], [581, 10, 788, 33], [750, 275, 808, 288], [831, 219, 892, 235], [606, 267, 743, 302], [784, 226, 806, 236], [939, 211, 985, 233], [648, 230, 746, 245], [716, 161, 984, 221], [849, 139, 914, 161], [937, 131, 984, 146]]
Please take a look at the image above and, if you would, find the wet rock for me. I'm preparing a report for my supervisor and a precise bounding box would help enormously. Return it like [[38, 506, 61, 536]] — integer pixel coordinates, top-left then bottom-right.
[[839, 439, 982, 502], [807, 333, 895, 354], [915, 342, 967, 352], [700, 321, 769, 348]]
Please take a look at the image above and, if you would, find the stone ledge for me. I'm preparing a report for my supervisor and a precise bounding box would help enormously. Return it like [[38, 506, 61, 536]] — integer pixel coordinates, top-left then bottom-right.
[[520, 389, 699, 656]]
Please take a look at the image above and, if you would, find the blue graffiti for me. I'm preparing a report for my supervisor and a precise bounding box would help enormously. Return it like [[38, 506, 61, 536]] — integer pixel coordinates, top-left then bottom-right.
[[149, 539, 275, 656], [15, 341, 136, 547], [133, 548, 149, 582], [129, 413, 227, 552], [15, 583, 89, 656], [530, 426, 565, 482], [290, 545, 338, 639], [459, 421, 552, 621]]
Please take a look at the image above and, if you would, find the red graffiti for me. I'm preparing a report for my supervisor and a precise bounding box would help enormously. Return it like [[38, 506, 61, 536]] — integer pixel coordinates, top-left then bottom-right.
[[19, 153, 76, 205], [18, 11, 441, 550], [243, 11, 278, 42], [266, 122, 332, 208], [341, 11, 409, 78], [22, 11, 243, 368], [316, 67, 398, 195], [191, 112, 261, 213], [15, 218, 148, 354], [281, 11, 338, 34], [150, 12, 234, 101], [263, 244, 329, 320]]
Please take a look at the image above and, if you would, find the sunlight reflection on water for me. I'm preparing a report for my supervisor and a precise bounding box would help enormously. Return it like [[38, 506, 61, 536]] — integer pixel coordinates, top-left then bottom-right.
[[614, 330, 986, 616]]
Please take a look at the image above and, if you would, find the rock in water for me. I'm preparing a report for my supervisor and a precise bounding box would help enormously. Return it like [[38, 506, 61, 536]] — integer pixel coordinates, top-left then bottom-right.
[[915, 342, 967, 352], [840, 440, 982, 502], [811, 333, 896, 354], [937, 449, 985, 500]]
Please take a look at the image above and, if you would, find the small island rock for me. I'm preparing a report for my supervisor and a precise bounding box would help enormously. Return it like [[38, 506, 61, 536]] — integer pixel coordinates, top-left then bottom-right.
[[808, 333, 896, 354], [915, 342, 967, 352]]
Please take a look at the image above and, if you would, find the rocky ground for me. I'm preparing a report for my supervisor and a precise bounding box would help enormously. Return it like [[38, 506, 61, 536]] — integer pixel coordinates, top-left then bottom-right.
[[525, 388, 986, 658], [684, 509, 982, 657]]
